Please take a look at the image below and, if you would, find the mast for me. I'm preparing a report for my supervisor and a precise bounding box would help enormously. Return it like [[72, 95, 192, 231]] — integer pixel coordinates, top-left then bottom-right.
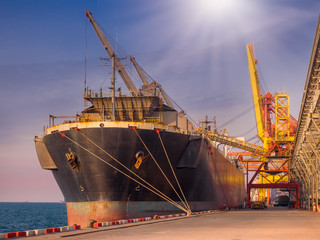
[[85, 10, 138, 95], [111, 56, 116, 120]]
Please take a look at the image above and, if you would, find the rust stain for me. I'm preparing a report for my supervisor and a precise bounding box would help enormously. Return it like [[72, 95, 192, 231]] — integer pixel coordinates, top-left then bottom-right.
[[66, 201, 127, 228]]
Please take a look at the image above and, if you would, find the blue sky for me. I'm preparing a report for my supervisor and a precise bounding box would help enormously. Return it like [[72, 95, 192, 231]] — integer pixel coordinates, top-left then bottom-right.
[[0, 0, 319, 201]]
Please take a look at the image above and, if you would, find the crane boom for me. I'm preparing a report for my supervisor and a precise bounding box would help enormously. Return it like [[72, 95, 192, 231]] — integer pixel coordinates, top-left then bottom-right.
[[129, 55, 175, 109], [246, 43, 264, 140], [85, 10, 138, 94], [156, 83, 174, 109], [129, 56, 149, 86]]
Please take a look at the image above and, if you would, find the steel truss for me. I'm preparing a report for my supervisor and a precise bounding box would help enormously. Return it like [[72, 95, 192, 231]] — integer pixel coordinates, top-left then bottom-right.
[[292, 16, 320, 211]]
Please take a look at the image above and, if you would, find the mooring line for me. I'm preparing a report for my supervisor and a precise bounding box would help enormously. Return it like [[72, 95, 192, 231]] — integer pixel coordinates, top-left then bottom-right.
[[157, 131, 191, 213], [61, 131, 188, 213], [133, 129, 190, 211]]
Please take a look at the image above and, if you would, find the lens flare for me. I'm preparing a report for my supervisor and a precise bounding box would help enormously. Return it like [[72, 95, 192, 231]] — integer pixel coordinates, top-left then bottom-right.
[[194, 0, 240, 20]]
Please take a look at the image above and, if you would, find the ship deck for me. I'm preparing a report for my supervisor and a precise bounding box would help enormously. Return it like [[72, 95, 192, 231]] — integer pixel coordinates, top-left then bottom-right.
[[23, 208, 320, 240]]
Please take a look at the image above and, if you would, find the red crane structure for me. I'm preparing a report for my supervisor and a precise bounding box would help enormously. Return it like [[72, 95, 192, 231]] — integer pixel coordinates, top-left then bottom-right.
[[245, 43, 300, 207]]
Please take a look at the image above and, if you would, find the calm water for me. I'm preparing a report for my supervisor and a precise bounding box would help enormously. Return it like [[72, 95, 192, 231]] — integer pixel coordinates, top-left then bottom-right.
[[0, 202, 67, 233]]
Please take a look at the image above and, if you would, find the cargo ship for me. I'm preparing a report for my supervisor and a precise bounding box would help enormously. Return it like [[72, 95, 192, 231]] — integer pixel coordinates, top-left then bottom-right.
[[34, 10, 245, 227]]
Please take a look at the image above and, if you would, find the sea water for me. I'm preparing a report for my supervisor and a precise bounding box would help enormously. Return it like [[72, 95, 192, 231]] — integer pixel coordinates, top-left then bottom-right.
[[0, 202, 67, 233]]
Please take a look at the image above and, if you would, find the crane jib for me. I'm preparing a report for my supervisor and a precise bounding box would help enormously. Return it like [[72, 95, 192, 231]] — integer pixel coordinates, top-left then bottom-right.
[[85, 10, 138, 94]]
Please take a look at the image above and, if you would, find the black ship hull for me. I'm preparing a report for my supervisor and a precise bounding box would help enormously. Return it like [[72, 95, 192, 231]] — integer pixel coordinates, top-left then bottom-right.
[[36, 124, 245, 227]]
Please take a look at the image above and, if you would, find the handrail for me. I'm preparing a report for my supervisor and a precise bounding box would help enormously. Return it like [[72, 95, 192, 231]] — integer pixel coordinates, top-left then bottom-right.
[[84, 88, 160, 98]]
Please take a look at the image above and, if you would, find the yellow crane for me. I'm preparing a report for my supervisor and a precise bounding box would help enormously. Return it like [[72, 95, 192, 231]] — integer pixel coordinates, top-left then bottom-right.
[[195, 44, 300, 207], [246, 43, 299, 207]]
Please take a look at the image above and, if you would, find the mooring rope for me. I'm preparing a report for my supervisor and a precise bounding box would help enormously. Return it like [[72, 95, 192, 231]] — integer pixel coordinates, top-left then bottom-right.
[[156, 130, 191, 213], [133, 128, 190, 212], [61, 131, 189, 213]]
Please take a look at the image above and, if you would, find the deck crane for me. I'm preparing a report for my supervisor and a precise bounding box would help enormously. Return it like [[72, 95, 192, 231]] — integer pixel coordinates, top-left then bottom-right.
[[85, 10, 138, 95], [130, 56, 149, 86], [246, 43, 299, 207], [86, 10, 175, 109], [129, 55, 175, 109]]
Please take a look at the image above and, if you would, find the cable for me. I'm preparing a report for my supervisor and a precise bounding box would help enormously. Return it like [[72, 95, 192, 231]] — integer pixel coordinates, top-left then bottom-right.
[[134, 129, 190, 211], [236, 125, 257, 138], [217, 105, 255, 130], [62, 131, 188, 213], [96, 21, 143, 88], [157, 131, 191, 213]]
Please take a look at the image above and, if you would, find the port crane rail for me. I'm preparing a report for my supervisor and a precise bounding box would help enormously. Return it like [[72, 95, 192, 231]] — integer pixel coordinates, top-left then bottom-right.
[[291, 16, 320, 211]]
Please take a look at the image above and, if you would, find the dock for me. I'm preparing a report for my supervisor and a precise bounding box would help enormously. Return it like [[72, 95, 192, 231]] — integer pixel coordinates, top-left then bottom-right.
[[21, 208, 320, 240]]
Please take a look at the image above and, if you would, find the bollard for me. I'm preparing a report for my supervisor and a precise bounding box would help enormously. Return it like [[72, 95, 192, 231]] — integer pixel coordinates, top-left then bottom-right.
[[89, 219, 97, 228]]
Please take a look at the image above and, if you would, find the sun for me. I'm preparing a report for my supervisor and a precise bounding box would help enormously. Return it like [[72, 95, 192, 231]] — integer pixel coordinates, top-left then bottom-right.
[[198, 0, 236, 12], [192, 0, 241, 21]]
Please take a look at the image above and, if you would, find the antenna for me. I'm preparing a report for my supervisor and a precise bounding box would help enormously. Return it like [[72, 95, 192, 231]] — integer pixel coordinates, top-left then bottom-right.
[[199, 116, 214, 131]]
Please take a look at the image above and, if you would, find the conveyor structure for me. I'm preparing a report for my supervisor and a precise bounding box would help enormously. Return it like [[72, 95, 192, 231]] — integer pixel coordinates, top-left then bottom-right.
[[196, 128, 267, 156], [291, 15, 320, 211], [198, 15, 320, 212]]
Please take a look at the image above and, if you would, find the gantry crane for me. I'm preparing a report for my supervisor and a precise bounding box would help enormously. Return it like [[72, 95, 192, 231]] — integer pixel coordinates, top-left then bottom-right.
[[184, 43, 300, 207], [246, 43, 299, 207]]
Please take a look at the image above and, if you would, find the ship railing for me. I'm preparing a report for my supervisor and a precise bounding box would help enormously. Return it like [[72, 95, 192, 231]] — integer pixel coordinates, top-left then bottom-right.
[[48, 113, 167, 128], [84, 88, 161, 98], [49, 114, 81, 128]]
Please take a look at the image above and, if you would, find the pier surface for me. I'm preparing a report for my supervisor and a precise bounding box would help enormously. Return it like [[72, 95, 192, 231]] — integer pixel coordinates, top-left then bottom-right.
[[25, 207, 320, 240]]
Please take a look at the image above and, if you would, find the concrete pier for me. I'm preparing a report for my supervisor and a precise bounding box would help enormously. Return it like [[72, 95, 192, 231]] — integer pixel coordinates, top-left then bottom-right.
[[24, 207, 320, 240]]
